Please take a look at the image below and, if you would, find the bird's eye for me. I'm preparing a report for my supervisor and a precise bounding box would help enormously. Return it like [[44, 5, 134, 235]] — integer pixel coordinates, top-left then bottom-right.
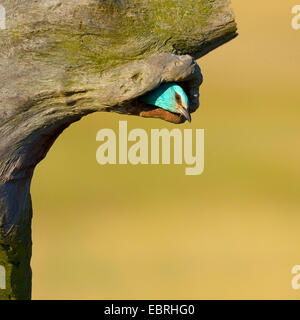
[[175, 93, 182, 105]]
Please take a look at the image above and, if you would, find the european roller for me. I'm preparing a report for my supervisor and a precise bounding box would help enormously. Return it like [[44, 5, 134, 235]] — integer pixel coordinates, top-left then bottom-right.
[[140, 82, 191, 122]]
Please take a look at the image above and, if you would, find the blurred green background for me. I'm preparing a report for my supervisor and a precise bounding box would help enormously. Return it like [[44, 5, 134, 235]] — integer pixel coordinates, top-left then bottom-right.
[[31, 0, 300, 299]]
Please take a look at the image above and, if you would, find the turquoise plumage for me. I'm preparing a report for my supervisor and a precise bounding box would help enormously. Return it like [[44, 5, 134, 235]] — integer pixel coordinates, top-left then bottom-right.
[[140, 82, 191, 122]]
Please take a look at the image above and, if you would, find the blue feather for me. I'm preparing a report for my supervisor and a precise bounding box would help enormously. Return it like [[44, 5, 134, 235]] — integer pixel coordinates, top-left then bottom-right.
[[140, 82, 189, 114]]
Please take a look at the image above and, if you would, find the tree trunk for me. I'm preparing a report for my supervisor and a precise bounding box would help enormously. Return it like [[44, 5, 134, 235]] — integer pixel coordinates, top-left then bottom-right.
[[0, 0, 237, 299]]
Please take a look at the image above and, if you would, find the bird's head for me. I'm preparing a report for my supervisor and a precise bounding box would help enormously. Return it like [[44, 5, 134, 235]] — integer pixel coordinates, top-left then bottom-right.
[[172, 85, 191, 123], [140, 82, 192, 122]]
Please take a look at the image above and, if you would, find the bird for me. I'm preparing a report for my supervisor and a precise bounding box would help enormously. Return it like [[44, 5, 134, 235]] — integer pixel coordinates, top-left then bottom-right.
[[140, 82, 191, 122]]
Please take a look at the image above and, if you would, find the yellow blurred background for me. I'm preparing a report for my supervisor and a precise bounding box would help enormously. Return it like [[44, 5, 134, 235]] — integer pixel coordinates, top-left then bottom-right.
[[31, 0, 300, 299]]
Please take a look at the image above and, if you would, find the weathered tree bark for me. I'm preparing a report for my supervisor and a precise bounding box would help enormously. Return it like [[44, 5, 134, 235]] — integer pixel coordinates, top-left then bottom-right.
[[0, 0, 236, 299]]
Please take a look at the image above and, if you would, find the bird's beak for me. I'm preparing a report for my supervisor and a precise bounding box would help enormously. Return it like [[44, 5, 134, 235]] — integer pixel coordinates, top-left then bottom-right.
[[176, 105, 191, 123]]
